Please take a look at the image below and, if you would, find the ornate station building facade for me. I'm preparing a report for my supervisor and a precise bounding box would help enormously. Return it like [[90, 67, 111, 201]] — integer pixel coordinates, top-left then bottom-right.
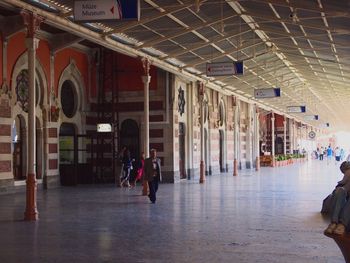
[[0, 5, 319, 195]]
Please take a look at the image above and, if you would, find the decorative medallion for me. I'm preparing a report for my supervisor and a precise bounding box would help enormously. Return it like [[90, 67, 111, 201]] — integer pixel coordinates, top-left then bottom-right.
[[178, 86, 185, 116], [309, 131, 316, 139], [16, 70, 29, 112]]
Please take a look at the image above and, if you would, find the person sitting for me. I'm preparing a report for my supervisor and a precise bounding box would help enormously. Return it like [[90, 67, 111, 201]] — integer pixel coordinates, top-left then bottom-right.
[[324, 161, 350, 235]]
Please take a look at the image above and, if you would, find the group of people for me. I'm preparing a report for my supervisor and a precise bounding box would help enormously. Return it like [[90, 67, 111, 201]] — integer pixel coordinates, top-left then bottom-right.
[[323, 161, 350, 235], [314, 146, 349, 165], [118, 146, 162, 203]]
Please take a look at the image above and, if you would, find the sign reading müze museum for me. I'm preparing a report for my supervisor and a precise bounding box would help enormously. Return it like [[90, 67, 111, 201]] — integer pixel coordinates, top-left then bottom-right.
[[74, 0, 140, 22], [286, 106, 306, 113], [206, 61, 243, 76], [254, 88, 281, 98]]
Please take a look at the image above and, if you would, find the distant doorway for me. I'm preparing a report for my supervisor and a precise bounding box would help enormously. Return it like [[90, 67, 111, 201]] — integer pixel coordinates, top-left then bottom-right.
[[204, 128, 210, 175], [36, 118, 43, 179], [219, 130, 225, 172], [59, 123, 77, 186], [12, 115, 27, 181], [276, 137, 283, 155], [120, 119, 139, 160], [179, 122, 186, 179]]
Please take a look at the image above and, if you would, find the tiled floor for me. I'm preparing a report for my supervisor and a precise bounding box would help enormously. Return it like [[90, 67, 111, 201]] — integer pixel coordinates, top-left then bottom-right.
[[0, 160, 345, 263]]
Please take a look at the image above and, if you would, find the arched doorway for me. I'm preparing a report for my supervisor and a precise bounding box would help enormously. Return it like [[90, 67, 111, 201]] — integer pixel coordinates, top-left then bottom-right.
[[179, 122, 186, 179], [12, 115, 27, 181], [120, 119, 139, 160], [59, 123, 77, 186], [276, 137, 284, 155]]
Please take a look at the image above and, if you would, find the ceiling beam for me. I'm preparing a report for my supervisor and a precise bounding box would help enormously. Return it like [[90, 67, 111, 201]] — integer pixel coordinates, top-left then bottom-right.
[[137, 14, 237, 49], [103, 3, 195, 36]]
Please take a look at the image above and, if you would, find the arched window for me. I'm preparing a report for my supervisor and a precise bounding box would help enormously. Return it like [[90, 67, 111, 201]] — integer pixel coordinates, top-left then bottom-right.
[[15, 69, 40, 112], [61, 80, 77, 118]]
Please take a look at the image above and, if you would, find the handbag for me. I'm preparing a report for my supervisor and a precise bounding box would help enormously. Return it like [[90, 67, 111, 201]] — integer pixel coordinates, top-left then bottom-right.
[[321, 194, 333, 214]]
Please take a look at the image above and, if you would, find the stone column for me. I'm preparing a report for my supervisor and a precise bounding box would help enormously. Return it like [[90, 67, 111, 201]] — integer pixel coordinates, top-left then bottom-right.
[[233, 102, 239, 176], [283, 118, 287, 155], [271, 113, 275, 167], [187, 82, 194, 179], [255, 107, 260, 171], [198, 82, 205, 184], [291, 119, 295, 153], [246, 103, 253, 169], [141, 58, 151, 195], [22, 11, 43, 221]]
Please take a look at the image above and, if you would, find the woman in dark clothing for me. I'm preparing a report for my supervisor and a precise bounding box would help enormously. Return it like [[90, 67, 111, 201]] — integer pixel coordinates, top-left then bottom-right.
[[120, 148, 132, 187]]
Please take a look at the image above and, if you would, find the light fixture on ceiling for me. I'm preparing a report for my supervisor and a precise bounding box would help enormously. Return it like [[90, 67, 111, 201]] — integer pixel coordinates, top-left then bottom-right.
[[289, 9, 298, 23]]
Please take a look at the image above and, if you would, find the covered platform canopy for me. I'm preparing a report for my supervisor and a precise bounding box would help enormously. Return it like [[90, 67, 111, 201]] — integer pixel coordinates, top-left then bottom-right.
[[1, 0, 349, 130]]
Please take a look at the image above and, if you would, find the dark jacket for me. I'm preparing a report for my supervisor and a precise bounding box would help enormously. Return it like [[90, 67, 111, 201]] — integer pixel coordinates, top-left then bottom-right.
[[143, 157, 162, 182]]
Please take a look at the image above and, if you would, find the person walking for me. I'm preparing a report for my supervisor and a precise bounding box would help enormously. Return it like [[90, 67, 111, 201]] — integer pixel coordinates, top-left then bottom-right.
[[327, 145, 333, 165], [131, 152, 145, 187], [319, 147, 324, 161], [143, 149, 162, 203], [335, 147, 341, 164], [120, 147, 132, 187]]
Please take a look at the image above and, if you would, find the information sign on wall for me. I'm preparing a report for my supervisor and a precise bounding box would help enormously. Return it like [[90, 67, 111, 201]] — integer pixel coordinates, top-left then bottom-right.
[[97, 123, 112, 132]]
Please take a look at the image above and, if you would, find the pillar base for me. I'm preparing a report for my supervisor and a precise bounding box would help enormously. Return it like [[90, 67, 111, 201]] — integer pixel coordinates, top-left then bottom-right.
[[142, 181, 148, 196], [199, 161, 205, 184], [24, 173, 38, 221], [271, 155, 275, 167], [233, 159, 238, 176], [255, 156, 260, 171]]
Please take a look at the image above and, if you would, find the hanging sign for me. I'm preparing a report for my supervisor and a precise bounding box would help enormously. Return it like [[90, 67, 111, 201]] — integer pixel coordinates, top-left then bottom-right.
[[206, 61, 243, 76], [74, 0, 140, 22], [319, 123, 330, 128], [286, 106, 306, 113], [97, 123, 112, 132], [304, 115, 318, 121], [254, 88, 280, 98]]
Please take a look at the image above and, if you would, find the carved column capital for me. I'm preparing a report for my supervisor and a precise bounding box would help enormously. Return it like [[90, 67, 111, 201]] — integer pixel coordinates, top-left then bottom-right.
[[21, 11, 44, 38], [141, 57, 151, 76]]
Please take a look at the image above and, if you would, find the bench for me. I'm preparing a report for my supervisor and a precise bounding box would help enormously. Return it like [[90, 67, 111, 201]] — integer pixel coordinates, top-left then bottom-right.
[[260, 155, 273, 167], [324, 232, 350, 263]]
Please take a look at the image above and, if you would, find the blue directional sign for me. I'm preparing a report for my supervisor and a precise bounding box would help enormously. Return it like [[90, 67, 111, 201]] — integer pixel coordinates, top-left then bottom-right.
[[304, 115, 319, 121], [206, 61, 244, 76], [254, 88, 281, 98], [287, 106, 306, 113], [319, 123, 330, 128]]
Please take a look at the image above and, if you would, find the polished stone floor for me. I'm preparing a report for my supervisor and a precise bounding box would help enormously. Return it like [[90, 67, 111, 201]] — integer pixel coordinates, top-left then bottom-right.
[[0, 160, 346, 263]]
